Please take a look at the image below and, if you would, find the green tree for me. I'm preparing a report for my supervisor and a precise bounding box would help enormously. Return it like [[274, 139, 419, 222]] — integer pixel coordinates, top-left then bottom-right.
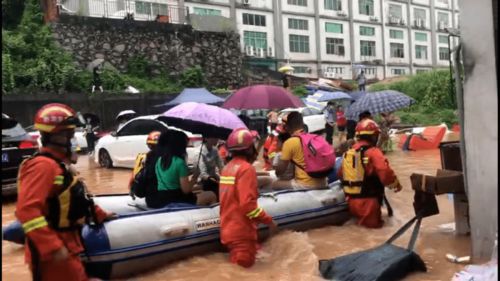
[[179, 65, 206, 88]]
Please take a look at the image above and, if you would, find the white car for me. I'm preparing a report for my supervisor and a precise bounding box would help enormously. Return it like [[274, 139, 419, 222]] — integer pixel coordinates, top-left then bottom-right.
[[280, 107, 326, 133], [94, 115, 202, 169], [27, 127, 87, 152]]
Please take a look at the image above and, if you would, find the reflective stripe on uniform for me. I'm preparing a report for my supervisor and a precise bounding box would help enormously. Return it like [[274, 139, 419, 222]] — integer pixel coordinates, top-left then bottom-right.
[[246, 207, 263, 219], [362, 157, 369, 164], [220, 176, 235, 185], [53, 175, 64, 185], [22, 216, 48, 233], [268, 152, 276, 158]]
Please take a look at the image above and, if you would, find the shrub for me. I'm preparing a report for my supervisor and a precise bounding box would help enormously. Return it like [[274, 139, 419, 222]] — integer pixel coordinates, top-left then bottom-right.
[[292, 85, 308, 97], [179, 65, 205, 88]]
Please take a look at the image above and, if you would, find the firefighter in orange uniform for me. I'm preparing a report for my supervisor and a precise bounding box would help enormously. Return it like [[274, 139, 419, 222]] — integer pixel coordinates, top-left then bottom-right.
[[338, 118, 402, 228], [15, 103, 115, 281], [128, 130, 161, 193], [262, 126, 283, 171], [219, 128, 278, 268]]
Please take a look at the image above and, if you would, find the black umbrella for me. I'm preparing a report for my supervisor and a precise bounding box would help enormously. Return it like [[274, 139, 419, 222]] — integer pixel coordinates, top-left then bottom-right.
[[83, 113, 100, 127]]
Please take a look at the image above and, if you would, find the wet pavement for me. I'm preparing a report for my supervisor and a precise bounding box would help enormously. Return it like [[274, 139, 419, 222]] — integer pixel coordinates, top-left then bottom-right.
[[2, 147, 470, 280]]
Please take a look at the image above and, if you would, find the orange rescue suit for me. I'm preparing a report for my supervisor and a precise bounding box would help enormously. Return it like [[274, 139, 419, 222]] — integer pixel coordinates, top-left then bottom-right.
[[262, 134, 278, 171], [219, 156, 273, 267], [337, 140, 400, 228], [16, 147, 108, 281]]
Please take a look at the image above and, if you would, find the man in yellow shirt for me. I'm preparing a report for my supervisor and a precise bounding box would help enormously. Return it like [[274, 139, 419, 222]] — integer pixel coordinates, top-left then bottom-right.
[[272, 112, 327, 190]]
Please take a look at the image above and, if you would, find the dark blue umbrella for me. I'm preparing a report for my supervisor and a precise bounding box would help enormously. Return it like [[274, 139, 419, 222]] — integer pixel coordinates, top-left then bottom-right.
[[345, 90, 415, 120], [155, 88, 225, 107], [349, 90, 367, 101], [316, 90, 353, 102]]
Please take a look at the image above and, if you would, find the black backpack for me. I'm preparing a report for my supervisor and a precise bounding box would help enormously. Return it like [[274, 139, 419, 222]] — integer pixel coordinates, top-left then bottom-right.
[[130, 152, 158, 199]]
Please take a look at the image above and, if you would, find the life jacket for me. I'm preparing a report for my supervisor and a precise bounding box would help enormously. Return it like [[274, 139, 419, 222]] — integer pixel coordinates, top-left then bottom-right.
[[132, 153, 147, 178], [293, 133, 335, 178], [336, 111, 347, 126], [18, 152, 97, 231], [341, 145, 384, 199]]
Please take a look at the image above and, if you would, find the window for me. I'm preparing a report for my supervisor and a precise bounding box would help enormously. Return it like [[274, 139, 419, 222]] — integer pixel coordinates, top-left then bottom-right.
[[360, 40, 376, 56], [388, 4, 402, 19], [294, 66, 310, 73], [326, 66, 344, 74], [359, 26, 375, 36], [359, 0, 374, 16], [288, 0, 307, 6], [136, 2, 167, 16], [437, 0, 449, 4], [389, 29, 404, 39], [289, 18, 309, 30], [244, 31, 268, 49], [364, 68, 376, 75], [415, 32, 427, 42], [438, 35, 448, 44], [193, 7, 222, 16], [289, 35, 310, 53], [415, 45, 427, 59], [437, 12, 449, 25], [414, 8, 426, 21], [416, 69, 429, 74], [390, 43, 404, 58], [118, 120, 166, 136], [242, 13, 266, 26], [325, 22, 343, 33], [391, 69, 406, 75], [325, 0, 342, 10], [439, 47, 450, 60], [326, 38, 345, 56]]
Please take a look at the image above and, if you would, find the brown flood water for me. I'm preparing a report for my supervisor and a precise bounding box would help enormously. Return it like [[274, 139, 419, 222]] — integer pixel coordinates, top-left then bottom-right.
[[2, 147, 470, 280]]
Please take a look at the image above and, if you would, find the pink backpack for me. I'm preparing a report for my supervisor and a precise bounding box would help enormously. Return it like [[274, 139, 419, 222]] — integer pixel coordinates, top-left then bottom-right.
[[294, 133, 335, 178]]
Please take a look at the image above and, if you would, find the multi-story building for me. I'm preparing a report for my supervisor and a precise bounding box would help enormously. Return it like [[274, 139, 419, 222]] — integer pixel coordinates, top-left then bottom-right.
[[59, 0, 460, 80]]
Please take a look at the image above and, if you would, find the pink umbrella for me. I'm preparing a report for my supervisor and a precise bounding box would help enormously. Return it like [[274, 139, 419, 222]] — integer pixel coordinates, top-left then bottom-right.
[[222, 85, 304, 109]]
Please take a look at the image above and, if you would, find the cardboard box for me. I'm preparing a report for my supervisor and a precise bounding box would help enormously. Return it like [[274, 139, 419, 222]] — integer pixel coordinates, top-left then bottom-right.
[[410, 169, 465, 195]]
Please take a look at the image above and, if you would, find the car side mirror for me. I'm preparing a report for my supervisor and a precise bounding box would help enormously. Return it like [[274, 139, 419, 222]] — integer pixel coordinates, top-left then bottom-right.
[[111, 131, 117, 137]]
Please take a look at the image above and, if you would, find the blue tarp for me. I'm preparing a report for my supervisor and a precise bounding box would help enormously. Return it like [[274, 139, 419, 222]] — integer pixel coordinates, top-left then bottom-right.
[[155, 88, 225, 107]]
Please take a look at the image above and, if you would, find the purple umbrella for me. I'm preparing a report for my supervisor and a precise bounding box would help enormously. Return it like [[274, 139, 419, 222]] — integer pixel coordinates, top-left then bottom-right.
[[222, 84, 304, 109], [158, 102, 247, 139]]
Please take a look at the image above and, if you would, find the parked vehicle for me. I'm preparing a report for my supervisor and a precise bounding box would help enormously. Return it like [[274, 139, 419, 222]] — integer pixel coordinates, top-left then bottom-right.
[[94, 115, 202, 169], [280, 107, 326, 133], [27, 127, 88, 153], [2, 114, 38, 196]]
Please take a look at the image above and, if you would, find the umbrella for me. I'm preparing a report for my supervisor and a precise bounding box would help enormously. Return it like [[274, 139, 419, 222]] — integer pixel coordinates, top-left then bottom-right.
[[222, 85, 304, 110], [86, 59, 104, 71], [278, 65, 294, 73], [316, 90, 353, 102], [116, 110, 137, 121], [155, 88, 225, 107], [158, 102, 247, 139], [349, 90, 367, 101], [345, 90, 415, 120], [83, 113, 100, 127]]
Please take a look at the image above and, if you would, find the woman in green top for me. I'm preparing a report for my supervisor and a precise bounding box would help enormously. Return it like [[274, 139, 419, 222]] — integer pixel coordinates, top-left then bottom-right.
[[152, 129, 217, 208]]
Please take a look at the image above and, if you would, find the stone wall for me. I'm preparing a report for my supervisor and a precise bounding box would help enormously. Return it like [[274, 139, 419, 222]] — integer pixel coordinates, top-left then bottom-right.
[[50, 15, 243, 88]]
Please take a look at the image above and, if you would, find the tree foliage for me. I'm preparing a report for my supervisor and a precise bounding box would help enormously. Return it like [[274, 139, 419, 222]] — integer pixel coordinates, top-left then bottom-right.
[[179, 65, 206, 88]]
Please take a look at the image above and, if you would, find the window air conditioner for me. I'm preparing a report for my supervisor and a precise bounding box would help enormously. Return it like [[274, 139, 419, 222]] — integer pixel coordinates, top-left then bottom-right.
[[242, 0, 250, 5], [369, 16, 379, 22], [337, 11, 347, 17], [324, 72, 335, 78], [399, 19, 405, 25], [267, 46, 274, 57], [257, 48, 265, 58]]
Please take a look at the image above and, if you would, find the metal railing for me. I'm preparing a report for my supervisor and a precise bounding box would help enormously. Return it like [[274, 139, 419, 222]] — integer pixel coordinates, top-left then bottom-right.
[[58, 0, 189, 24]]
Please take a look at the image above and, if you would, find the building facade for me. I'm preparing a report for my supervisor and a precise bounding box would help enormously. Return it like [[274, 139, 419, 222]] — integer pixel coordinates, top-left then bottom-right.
[[183, 0, 460, 80], [60, 0, 460, 80]]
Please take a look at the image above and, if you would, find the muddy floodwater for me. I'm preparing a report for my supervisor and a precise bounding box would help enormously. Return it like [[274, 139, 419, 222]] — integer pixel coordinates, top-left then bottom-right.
[[2, 148, 470, 280]]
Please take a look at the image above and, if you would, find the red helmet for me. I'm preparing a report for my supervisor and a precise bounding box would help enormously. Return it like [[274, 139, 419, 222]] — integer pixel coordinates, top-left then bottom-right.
[[355, 119, 380, 136], [146, 131, 161, 145], [34, 103, 81, 133], [227, 128, 255, 151]]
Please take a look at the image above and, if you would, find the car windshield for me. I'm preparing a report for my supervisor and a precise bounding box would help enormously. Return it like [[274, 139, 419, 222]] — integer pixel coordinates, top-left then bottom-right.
[[2, 117, 27, 139]]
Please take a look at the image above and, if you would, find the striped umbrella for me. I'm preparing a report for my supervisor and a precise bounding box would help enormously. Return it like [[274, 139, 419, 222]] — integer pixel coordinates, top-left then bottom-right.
[[345, 90, 415, 120]]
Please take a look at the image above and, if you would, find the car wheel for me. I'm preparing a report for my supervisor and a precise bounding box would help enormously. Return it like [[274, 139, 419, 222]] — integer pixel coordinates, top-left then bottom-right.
[[304, 125, 309, 133], [98, 149, 113, 168]]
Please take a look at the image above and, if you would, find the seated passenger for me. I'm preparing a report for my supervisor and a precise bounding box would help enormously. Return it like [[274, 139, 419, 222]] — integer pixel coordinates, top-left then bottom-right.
[[149, 130, 216, 208], [129, 131, 161, 199], [197, 137, 224, 201], [272, 112, 328, 190]]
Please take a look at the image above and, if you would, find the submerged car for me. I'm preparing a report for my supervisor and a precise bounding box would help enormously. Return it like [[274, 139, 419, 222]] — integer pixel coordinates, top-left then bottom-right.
[[280, 107, 326, 133], [2, 114, 39, 196], [94, 115, 202, 169]]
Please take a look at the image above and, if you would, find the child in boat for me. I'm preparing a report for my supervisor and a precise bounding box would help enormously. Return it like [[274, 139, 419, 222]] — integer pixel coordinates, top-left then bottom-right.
[[219, 128, 278, 268]]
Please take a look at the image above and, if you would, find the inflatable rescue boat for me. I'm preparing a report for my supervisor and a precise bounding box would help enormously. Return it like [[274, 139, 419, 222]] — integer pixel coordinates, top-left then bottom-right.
[[3, 183, 349, 279]]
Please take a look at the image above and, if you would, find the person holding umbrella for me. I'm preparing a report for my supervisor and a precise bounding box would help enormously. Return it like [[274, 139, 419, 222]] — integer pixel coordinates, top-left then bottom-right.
[[322, 101, 337, 145]]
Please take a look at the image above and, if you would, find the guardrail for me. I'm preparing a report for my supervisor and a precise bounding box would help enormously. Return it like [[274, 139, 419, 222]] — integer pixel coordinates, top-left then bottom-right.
[[58, 0, 189, 24]]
